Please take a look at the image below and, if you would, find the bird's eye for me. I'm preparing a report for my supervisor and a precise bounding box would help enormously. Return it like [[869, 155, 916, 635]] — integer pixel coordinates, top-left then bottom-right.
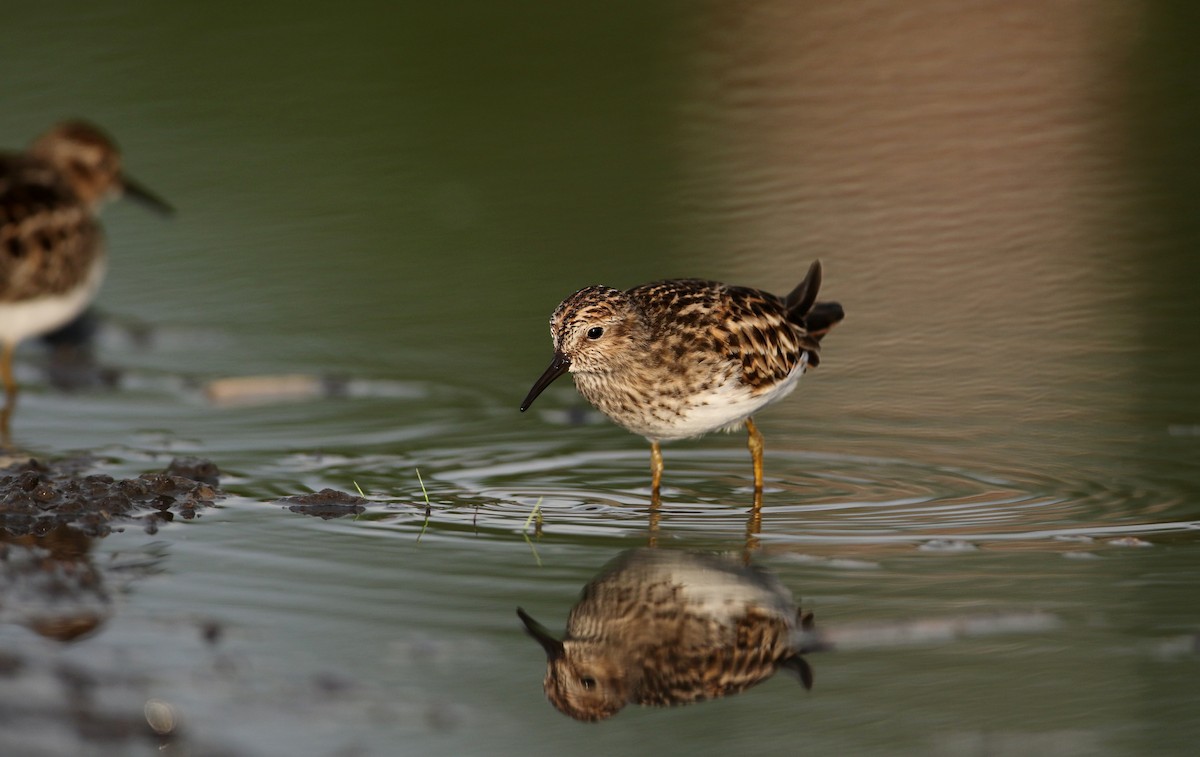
[[580, 676, 597, 690], [586, 327, 604, 340]]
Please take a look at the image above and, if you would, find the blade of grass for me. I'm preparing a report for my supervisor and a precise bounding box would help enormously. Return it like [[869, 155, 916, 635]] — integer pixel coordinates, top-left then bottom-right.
[[415, 468, 432, 543], [351, 481, 368, 520]]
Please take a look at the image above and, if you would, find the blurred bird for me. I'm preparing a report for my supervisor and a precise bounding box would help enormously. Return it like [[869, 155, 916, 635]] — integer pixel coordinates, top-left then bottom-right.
[[0, 120, 171, 433]]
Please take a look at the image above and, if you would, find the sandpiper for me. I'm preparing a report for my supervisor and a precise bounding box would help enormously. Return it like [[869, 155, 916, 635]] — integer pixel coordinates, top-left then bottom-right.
[[0, 120, 171, 432], [520, 260, 844, 496]]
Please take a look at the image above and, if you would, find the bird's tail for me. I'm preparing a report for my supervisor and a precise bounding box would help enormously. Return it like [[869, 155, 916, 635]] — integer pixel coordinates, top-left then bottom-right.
[[805, 301, 845, 341], [785, 260, 845, 339]]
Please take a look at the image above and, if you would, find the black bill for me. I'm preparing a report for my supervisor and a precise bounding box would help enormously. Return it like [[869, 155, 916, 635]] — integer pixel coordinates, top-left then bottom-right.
[[519, 351, 570, 411], [121, 174, 175, 215], [516, 607, 565, 660]]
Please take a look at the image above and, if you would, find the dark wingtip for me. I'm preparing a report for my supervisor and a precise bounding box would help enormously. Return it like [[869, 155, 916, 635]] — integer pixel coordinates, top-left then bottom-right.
[[805, 301, 846, 338], [780, 654, 816, 690], [798, 658, 814, 690], [785, 260, 823, 318]]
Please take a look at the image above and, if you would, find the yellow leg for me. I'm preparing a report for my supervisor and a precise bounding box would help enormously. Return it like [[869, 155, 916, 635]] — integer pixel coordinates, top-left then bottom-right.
[[647, 488, 661, 548], [647, 441, 665, 546], [1, 342, 15, 404], [649, 440, 663, 496], [1, 342, 16, 443], [743, 500, 762, 564], [746, 417, 764, 494]]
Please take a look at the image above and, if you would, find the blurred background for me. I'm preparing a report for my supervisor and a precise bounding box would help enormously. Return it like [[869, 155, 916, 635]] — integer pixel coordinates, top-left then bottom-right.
[[1, 2, 1197, 755]]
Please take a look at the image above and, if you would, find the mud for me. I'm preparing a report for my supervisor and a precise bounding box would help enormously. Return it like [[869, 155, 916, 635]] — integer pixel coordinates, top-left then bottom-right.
[[0, 457, 223, 643], [279, 488, 369, 519], [0, 456, 222, 538], [0, 456, 237, 755]]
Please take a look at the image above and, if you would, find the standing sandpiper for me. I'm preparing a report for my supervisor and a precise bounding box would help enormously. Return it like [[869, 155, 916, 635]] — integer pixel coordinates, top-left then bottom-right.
[[520, 260, 843, 497], [0, 120, 172, 434]]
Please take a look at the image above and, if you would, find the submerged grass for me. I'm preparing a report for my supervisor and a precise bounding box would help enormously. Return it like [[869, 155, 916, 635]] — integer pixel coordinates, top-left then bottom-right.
[[356, 472, 540, 558], [351, 473, 433, 536], [415, 468, 432, 543], [522, 498, 543, 567]]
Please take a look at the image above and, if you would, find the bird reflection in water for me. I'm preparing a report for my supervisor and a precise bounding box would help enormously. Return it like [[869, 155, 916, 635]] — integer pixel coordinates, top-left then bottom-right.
[[0, 524, 109, 641], [517, 548, 823, 721], [646, 490, 764, 560]]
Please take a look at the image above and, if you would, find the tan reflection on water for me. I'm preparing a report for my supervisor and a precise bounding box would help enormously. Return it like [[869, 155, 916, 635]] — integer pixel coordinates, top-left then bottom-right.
[[671, 1, 1147, 463], [518, 548, 818, 721]]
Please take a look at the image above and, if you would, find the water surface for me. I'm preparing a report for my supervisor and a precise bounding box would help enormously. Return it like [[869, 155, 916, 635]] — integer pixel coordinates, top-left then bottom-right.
[[1, 2, 1197, 755]]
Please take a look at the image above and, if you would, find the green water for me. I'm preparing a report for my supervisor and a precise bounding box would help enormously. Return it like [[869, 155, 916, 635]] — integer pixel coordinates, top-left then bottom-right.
[[1, 2, 1197, 755]]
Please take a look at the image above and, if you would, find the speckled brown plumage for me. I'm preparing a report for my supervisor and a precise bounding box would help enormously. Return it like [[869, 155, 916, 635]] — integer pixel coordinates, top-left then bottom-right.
[[0, 152, 103, 303], [517, 548, 822, 722], [521, 260, 844, 493]]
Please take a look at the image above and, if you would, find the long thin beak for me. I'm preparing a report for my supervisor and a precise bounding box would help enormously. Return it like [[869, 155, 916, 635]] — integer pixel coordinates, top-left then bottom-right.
[[517, 607, 565, 660], [520, 351, 570, 411], [121, 174, 175, 215]]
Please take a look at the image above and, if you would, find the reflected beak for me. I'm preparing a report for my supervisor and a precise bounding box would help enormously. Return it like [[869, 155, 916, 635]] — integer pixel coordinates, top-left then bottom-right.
[[517, 607, 565, 660], [519, 351, 570, 412], [121, 174, 175, 215]]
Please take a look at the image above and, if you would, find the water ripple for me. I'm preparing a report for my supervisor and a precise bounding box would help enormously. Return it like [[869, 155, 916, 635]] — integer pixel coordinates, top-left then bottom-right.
[[300, 444, 1197, 550]]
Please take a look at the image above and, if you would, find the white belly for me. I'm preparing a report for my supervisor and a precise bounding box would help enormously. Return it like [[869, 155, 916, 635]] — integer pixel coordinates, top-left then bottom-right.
[[0, 258, 107, 345], [650, 363, 806, 441]]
